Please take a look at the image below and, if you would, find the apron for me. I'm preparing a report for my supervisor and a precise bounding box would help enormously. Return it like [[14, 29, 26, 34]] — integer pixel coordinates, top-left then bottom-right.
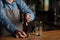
[[0, 8, 23, 36]]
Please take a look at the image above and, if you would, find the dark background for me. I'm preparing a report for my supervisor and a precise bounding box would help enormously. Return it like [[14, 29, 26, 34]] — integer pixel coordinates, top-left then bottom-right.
[[24, 0, 60, 31]]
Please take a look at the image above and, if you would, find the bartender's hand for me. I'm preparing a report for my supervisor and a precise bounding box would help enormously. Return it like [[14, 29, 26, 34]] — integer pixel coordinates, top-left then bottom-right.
[[15, 30, 27, 38], [26, 13, 31, 22]]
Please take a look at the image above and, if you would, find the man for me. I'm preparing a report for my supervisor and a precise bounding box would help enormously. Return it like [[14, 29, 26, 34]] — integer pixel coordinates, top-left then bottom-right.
[[0, 0, 35, 38]]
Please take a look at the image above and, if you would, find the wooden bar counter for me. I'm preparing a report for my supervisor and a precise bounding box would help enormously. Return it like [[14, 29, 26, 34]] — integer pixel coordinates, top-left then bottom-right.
[[0, 30, 60, 40]]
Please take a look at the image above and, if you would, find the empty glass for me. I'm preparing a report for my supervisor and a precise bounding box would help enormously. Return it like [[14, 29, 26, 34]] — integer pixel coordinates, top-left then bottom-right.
[[34, 21, 43, 36]]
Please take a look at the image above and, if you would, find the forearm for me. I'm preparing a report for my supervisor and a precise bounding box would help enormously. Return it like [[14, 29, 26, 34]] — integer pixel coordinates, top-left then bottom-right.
[[16, 0, 35, 21]]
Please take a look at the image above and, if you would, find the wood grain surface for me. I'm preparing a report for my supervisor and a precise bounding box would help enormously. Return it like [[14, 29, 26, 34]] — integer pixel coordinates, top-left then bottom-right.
[[0, 30, 60, 40]]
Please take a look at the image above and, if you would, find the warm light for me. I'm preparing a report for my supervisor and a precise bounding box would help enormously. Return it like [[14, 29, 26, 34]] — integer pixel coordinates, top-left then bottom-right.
[[44, 0, 49, 11]]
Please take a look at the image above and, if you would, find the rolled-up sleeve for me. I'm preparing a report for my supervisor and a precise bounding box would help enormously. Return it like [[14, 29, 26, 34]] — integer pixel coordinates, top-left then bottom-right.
[[0, 1, 17, 33], [16, 0, 35, 21]]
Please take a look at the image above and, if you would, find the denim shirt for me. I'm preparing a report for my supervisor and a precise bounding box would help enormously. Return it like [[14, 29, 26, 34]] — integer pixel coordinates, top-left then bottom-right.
[[0, 0, 35, 33]]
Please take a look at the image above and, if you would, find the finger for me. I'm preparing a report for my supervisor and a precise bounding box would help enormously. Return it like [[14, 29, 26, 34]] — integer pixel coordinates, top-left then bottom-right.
[[15, 35, 19, 38], [26, 14, 30, 20], [22, 31, 27, 37], [18, 32, 25, 38]]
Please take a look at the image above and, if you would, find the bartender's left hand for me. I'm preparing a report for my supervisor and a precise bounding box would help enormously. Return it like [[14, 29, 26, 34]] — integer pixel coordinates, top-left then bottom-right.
[[15, 30, 27, 38], [26, 13, 31, 22]]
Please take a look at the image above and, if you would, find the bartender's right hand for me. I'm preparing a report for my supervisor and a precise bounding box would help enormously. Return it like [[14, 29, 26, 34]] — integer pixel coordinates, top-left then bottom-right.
[[15, 30, 27, 38]]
